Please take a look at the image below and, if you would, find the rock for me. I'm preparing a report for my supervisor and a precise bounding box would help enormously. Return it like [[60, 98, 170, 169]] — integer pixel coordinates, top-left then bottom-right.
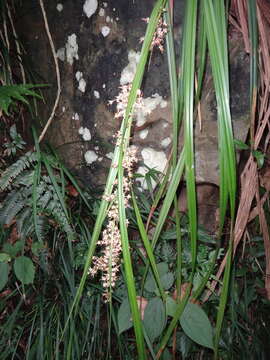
[[16, 0, 249, 192]]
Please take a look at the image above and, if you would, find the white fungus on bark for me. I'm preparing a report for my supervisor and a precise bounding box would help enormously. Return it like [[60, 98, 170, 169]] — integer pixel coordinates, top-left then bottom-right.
[[139, 129, 149, 139], [66, 34, 79, 65], [105, 152, 114, 160], [135, 94, 167, 127], [94, 90, 100, 99], [56, 47, 65, 61], [101, 26, 110, 37], [56, 3, 63, 12], [120, 50, 140, 85], [79, 127, 91, 141], [161, 137, 171, 148], [83, 0, 98, 18], [72, 113, 80, 121], [75, 71, 87, 93], [99, 8, 105, 16], [84, 150, 98, 164], [78, 78, 86, 93]]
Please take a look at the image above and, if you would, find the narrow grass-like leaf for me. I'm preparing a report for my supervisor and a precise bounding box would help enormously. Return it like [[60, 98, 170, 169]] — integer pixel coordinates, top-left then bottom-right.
[[132, 191, 166, 300], [165, 3, 183, 298], [247, 0, 258, 143], [62, 166, 93, 213], [145, 160, 171, 231], [203, 2, 237, 356], [164, 4, 179, 166], [118, 163, 146, 359], [196, 3, 207, 102], [152, 149, 185, 250], [182, 0, 198, 273]]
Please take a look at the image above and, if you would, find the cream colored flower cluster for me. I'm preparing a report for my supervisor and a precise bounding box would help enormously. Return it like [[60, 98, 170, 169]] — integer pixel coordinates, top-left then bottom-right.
[[108, 84, 143, 119], [88, 145, 137, 301], [141, 16, 168, 53]]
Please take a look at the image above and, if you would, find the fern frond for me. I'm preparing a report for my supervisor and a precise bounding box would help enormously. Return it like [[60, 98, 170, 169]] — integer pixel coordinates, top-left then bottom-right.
[[0, 84, 44, 115], [34, 215, 49, 242], [22, 215, 49, 242], [17, 207, 32, 237], [0, 190, 25, 225], [38, 189, 52, 210], [47, 199, 75, 240], [0, 152, 37, 191], [13, 170, 35, 188]]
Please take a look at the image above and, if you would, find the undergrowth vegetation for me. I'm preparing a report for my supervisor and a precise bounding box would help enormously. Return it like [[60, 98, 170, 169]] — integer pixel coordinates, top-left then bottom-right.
[[0, 0, 270, 359]]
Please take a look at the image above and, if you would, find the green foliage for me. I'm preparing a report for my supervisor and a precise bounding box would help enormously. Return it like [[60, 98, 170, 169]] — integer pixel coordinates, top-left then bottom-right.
[[0, 148, 111, 359], [13, 256, 35, 284], [0, 262, 9, 291], [143, 297, 166, 342], [3, 124, 26, 156], [180, 303, 214, 350], [0, 151, 37, 191], [0, 151, 74, 240], [144, 262, 174, 293], [166, 298, 214, 349], [0, 84, 43, 115], [0, 0, 269, 359], [118, 297, 133, 334]]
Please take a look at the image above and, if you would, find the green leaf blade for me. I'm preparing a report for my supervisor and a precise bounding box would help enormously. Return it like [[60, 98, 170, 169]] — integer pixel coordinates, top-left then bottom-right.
[[143, 297, 166, 342], [0, 262, 9, 291], [14, 256, 35, 284], [180, 302, 214, 350], [118, 297, 133, 335]]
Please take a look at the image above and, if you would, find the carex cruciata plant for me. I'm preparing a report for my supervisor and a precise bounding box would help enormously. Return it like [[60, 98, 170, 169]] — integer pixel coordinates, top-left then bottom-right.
[[1, 0, 270, 359]]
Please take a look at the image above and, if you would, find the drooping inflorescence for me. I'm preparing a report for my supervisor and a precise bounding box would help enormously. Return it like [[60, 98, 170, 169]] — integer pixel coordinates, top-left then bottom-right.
[[141, 15, 168, 53], [88, 141, 138, 301]]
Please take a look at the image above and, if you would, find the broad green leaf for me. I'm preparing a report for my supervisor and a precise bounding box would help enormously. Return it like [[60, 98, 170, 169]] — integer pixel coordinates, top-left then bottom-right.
[[161, 272, 174, 291], [0, 262, 9, 291], [14, 256, 35, 284], [118, 297, 133, 334], [180, 302, 214, 349], [143, 297, 166, 342], [0, 253, 11, 262], [156, 262, 169, 276], [166, 296, 177, 317], [145, 262, 174, 292], [13, 241, 24, 254], [3, 242, 23, 258]]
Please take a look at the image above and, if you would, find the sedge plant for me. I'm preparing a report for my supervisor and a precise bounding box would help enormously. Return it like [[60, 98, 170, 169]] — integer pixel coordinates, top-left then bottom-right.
[[65, 0, 239, 359], [2, 0, 268, 359]]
